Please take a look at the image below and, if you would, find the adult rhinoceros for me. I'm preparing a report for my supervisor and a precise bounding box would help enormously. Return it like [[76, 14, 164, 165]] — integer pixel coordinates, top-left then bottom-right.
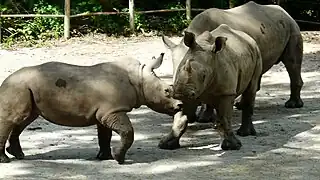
[[159, 1, 304, 150], [172, 24, 263, 150], [0, 53, 182, 164]]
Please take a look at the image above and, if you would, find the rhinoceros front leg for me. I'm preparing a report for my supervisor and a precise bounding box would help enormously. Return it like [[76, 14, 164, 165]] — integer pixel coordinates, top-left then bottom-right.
[[99, 112, 134, 164], [96, 123, 113, 160], [158, 111, 188, 150], [215, 96, 242, 150], [6, 113, 38, 160]]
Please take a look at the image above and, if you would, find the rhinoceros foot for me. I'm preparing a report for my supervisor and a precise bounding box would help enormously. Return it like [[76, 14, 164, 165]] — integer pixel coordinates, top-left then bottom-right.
[[237, 123, 257, 137], [285, 98, 303, 108], [6, 145, 25, 160], [111, 147, 125, 164], [221, 134, 242, 150], [0, 153, 10, 163], [96, 150, 113, 160], [158, 136, 180, 150]]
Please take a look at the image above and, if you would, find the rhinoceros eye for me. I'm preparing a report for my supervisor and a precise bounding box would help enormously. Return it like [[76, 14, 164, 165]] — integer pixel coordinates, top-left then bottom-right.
[[202, 74, 206, 82]]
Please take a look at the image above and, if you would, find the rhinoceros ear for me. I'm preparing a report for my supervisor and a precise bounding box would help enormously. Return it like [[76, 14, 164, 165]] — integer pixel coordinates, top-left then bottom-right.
[[184, 31, 196, 48], [183, 59, 193, 73], [162, 36, 177, 50], [213, 36, 227, 53], [145, 53, 165, 72]]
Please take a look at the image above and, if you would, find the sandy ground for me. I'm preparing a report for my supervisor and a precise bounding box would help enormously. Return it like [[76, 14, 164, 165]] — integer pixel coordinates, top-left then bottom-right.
[[0, 31, 319, 180]]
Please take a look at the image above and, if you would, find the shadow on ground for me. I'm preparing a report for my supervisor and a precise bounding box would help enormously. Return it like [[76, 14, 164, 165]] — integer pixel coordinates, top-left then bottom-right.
[[1, 50, 320, 180]]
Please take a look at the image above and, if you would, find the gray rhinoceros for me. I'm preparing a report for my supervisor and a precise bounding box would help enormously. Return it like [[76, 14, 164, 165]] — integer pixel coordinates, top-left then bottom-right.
[[0, 53, 182, 164], [160, 1, 304, 150], [172, 24, 263, 150], [163, 1, 303, 108]]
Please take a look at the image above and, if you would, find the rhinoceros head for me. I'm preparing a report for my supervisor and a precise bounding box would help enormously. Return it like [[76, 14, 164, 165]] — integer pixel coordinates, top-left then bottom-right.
[[172, 31, 227, 101], [142, 53, 183, 116]]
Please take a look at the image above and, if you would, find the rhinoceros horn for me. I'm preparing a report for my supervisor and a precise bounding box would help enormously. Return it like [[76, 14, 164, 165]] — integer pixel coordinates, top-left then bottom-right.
[[145, 53, 165, 72], [183, 59, 194, 73]]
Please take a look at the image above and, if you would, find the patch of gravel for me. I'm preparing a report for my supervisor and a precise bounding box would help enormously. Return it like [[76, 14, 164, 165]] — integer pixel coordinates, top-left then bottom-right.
[[0, 31, 319, 180]]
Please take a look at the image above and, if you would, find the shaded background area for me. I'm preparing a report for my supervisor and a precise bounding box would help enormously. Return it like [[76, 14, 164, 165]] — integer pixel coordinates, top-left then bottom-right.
[[0, 31, 319, 179]]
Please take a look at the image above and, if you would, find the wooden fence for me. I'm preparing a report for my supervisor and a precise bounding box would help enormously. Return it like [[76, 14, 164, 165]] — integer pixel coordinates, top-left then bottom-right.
[[1, 0, 319, 41], [0, 0, 205, 40]]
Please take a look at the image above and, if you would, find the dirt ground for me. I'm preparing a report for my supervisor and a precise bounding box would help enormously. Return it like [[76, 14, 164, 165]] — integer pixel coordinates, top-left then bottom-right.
[[0, 31, 319, 180]]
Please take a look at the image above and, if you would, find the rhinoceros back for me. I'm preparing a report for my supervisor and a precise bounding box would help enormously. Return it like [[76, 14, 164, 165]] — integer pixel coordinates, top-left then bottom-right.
[[186, 1, 298, 72], [1, 60, 140, 125], [209, 24, 262, 96]]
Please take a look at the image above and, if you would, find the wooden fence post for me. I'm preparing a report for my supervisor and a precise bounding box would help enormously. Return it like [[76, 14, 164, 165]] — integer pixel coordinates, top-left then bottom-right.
[[64, 0, 71, 39], [0, 12, 2, 43], [129, 0, 135, 33], [186, 0, 191, 20]]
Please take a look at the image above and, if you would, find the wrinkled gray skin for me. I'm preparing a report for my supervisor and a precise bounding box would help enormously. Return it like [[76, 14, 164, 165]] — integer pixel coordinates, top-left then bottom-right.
[[160, 1, 304, 150], [172, 24, 263, 150], [0, 53, 182, 164]]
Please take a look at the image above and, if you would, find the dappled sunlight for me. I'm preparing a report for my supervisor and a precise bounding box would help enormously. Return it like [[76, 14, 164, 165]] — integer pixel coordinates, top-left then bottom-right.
[[284, 126, 320, 151], [188, 144, 226, 152], [252, 120, 267, 125], [0, 162, 32, 178], [1, 30, 319, 179], [103, 154, 224, 175]]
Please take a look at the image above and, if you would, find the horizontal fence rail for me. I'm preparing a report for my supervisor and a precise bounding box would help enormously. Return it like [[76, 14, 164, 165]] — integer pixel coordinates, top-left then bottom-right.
[[0, 8, 206, 18], [0, 14, 65, 18], [0, 0, 319, 41]]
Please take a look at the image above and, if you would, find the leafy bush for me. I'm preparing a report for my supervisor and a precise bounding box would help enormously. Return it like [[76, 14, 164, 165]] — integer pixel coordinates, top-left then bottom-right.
[[0, 0, 319, 47], [1, 0, 63, 46]]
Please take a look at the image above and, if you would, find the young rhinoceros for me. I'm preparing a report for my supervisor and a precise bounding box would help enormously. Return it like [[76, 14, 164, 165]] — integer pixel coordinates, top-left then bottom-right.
[[172, 24, 262, 150], [0, 53, 182, 164]]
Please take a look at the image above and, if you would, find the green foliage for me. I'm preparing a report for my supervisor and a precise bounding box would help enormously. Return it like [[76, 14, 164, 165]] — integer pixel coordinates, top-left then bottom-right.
[[0, 0, 319, 47], [1, 0, 63, 46]]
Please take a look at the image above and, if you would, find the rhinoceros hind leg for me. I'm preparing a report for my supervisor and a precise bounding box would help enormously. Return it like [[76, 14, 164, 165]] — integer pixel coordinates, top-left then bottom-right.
[[221, 133, 242, 150], [0, 88, 33, 163], [0, 153, 10, 163], [236, 95, 257, 137], [234, 99, 244, 110], [6, 112, 38, 160], [99, 112, 134, 164], [96, 124, 113, 160], [237, 122, 256, 137], [196, 104, 216, 123], [158, 111, 187, 150], [282, 35, 304, 108]]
